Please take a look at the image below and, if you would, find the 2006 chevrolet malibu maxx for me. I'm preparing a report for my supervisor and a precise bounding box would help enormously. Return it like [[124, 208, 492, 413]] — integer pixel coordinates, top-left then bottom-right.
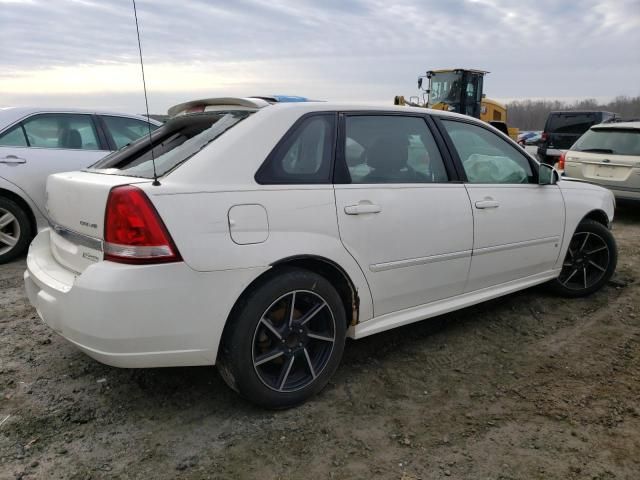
[[25, 99, 618, 408]]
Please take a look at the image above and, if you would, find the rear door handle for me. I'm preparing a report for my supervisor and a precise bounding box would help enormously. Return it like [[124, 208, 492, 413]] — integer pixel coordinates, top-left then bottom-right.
[[475, 200, 499, 209], [0, 155, 26, 164], [344, 203, 382, 215]]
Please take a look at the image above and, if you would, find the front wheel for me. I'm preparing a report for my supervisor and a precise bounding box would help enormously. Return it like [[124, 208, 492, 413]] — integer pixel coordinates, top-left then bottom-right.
[[548, 219, 617, 297], [218, 268, 347, 409]]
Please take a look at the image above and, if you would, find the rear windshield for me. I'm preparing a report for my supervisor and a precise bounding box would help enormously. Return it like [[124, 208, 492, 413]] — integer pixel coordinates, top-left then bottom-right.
[[89, 111, 250, 178], [572, 128, 640, 155], [547, 113, 598, 134]]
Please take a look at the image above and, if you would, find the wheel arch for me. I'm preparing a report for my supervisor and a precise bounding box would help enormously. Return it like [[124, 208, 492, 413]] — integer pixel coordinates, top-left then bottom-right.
[[219, 255, 360, 359], [0, 187, 37, 238], [581, 209, 610, 228], [270, 255, 360, 327]]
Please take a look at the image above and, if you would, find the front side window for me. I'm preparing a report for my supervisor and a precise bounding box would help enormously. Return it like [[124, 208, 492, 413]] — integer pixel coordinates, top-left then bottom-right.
[[442, 120, 534, 184], [0, 125, 28, 147], [101, 115, 159, 150], [256, 114, 335, 184], [345, 115, 448, 184], [21, 114, 101, 150], [572, 128, 640, 156]]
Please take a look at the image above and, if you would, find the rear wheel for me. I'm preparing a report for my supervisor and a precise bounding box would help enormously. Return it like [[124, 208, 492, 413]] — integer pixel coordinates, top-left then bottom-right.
[[0, 197, 32, 264], [549, 220, 617, 297], [218, 268, 347, 409]]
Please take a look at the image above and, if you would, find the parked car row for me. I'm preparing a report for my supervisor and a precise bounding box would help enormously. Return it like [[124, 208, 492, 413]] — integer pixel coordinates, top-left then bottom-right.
[[22, 98, 618, 408]]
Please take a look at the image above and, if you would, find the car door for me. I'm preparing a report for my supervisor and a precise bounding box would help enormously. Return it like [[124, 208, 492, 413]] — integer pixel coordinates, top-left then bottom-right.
[[333, 113, 473, 317], [0, 113, 109, 217], [437, 118, 564, 292]]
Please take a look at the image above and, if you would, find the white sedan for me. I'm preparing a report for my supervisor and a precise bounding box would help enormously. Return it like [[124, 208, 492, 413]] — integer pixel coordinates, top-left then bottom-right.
[[0, 107, 161, 263], [24, 100, 618, 408]]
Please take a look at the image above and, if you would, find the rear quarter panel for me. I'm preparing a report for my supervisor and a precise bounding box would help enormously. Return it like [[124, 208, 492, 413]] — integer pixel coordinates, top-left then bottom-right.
[[149, 186, 375, 323]]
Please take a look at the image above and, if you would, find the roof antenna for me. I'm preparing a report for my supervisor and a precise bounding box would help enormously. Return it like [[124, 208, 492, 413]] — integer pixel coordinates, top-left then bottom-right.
[[132, 0, 160, 186]]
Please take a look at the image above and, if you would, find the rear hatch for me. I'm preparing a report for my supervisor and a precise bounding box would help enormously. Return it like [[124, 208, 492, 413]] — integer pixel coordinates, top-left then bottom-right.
[[546, 112, 599, 150], [564, 126, 640, 189], [46, 171, 149, 273], [45, 109, 252, 274]]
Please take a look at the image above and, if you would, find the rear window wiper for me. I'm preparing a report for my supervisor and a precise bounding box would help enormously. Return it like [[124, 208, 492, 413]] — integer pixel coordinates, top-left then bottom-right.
[[577, 148, 614, 153]]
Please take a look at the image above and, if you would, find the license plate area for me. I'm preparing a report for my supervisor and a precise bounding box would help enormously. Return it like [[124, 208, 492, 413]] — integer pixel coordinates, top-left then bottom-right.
[[595, 165, 615, 178]]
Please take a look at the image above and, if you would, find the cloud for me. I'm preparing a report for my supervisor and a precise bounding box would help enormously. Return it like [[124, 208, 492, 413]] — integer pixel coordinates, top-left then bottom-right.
[[1, 0, 639, 113]]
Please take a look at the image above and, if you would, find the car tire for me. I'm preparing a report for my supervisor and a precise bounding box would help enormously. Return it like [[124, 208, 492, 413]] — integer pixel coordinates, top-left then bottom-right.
[[0, 197, 32, 264], [548, 219, 617, 298], [218, 267, 347, 409]]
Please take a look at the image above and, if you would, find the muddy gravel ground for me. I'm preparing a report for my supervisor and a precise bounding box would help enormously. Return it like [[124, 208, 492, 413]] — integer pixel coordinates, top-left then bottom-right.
[[1, 204, 639, 480]]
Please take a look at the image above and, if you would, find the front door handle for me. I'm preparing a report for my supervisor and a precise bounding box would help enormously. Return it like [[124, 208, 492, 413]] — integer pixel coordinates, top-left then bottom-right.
[[344, 203, 382, 215], [475, 200, 499, 209], [0, 155, 26, 164]]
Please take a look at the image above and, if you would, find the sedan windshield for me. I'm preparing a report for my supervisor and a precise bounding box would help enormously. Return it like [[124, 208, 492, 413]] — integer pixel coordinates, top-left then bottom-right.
[[90, 111, 251, 178], [572, 128, 640, 156]]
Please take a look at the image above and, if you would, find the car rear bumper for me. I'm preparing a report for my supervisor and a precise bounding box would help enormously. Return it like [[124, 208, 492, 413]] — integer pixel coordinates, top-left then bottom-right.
[[25, 229, 266, 368]]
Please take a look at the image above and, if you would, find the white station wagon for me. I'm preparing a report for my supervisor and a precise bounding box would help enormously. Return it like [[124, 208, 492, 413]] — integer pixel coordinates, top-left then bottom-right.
[[25, 100, 618, 408]]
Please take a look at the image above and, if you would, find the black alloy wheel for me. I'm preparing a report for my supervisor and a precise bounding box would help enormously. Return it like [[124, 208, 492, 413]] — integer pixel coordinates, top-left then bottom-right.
[[218, 268, 347, 409], [252, 290, 336, 392], [550, 219, 617, 297]]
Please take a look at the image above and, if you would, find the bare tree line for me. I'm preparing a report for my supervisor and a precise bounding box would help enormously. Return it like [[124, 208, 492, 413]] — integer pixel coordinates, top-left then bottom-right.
[[506, 95, 640, 130]]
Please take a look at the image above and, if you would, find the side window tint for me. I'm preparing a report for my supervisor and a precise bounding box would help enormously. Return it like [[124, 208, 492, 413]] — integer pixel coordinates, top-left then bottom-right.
[[21, 114, 101, 150], [442, 120, 534, 184], [345, 115, 448, 184], [101, 116, 158, 150], [0, 125, 28, 147], [256, 114, 335, 184]]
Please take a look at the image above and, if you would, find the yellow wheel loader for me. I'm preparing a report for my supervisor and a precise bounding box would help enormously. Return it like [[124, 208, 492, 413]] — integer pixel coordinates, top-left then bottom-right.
[[394, 68, 519, 140]]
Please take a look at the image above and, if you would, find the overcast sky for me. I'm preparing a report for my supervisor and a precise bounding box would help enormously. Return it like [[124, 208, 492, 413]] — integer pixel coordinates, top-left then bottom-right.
[[1, 0, 639, 114]]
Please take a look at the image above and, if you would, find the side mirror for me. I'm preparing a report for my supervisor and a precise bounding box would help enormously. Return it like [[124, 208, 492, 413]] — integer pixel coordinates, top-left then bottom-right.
[[418, 77, 423, 89], [538, 163, 559, 185]]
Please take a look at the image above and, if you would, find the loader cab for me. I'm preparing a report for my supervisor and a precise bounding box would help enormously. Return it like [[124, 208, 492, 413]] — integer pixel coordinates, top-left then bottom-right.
[[423, 69, 486, 119]]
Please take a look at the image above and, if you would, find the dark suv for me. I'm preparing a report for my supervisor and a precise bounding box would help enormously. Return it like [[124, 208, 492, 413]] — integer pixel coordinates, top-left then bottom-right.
[[537, 111, 617, 164]]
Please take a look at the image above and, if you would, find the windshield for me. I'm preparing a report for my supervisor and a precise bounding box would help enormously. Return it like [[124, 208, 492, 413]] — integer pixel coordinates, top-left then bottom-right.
[[572, 128, 640, 155], [429, 71, 463, 106], [90, 112, 250, 178]]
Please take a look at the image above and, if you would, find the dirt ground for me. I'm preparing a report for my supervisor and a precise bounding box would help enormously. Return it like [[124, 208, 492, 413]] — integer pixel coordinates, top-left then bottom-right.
[[1, 203, 639, 480]]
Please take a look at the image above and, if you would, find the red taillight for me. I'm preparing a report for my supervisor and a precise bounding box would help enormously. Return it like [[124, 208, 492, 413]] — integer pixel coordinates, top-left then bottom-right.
[[541, 132, 548, 142], [104, 185, 181, 264], [557, 151, 566, 170]]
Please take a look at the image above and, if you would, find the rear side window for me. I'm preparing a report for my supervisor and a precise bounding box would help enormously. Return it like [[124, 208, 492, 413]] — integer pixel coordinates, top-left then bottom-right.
[[344, 115, 448, 184], [547, 113, 597, 134], [573, 128, 640, 156], [256, 114, 336, 184], [91, 112, 250, 178], [442, 120, 534, 184], [21, 113, 101, 150], [0, 125, 28, 147], [101, 115, 159, 150]]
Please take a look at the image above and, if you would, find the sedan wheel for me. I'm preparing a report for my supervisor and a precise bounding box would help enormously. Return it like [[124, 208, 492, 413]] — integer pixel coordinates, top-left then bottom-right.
[[0, 198, 32, 264], [218, 267, 347, 409], [253, 290, 336, 393], [550, 219, 617, 297]]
